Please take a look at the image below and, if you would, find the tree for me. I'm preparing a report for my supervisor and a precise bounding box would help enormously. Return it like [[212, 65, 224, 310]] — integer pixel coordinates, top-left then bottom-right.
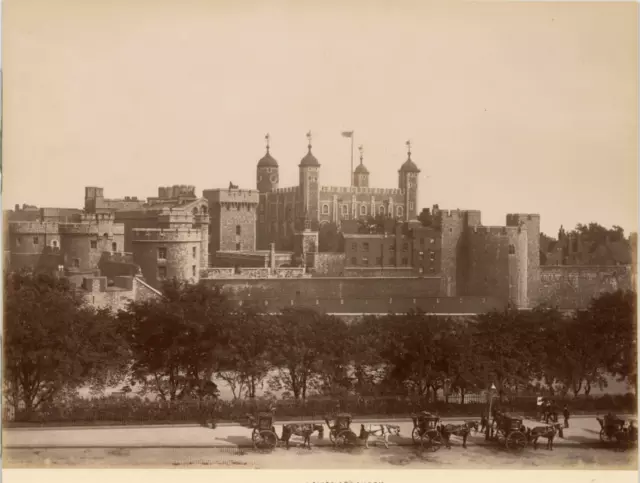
[[4, 270, 123, 415], [121, 279, 230, 401], [587, 290, 637, 394], [318, 222, 345, 252], [217, 306, 276, 400], [268, 308, 351, 401], [473, 308, 540, 400], [373, 311, 452, 401]]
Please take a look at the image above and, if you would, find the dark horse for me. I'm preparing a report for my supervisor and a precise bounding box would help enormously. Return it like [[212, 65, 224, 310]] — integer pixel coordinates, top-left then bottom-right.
[[280, 423, 324, 449], [438, 423, 472, 449], [527, 422, 564, 450]]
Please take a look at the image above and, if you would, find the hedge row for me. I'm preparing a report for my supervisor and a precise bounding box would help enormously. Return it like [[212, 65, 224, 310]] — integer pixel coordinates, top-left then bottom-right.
[[5, 393, 636, 427]]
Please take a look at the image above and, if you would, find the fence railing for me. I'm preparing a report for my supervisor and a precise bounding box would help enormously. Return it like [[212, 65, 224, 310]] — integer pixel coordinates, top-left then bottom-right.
[[4, 393, 636, 425]]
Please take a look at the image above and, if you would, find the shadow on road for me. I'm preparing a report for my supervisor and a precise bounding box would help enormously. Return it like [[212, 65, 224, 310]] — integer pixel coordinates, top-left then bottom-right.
[[215, 435, 252, 446]]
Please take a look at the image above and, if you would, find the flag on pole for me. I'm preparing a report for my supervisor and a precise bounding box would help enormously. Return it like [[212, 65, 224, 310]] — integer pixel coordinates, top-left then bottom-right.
[[341, 131, 354, 138]]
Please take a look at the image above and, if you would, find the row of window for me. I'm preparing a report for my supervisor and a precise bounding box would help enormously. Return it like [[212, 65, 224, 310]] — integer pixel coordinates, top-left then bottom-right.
[[349, 251, 437, 265], [90, 240, 118, 251], [351, 257, 411, 266], [15, 236, 58, 248], [262, 202, 415, 217], [325, 204, 407, 217], [352, 242, 410, 252]]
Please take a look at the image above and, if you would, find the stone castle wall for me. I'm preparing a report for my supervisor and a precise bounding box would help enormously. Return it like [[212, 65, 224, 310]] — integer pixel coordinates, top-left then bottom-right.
[[539, 265, 634, 309], [464, 225, 528, 308]]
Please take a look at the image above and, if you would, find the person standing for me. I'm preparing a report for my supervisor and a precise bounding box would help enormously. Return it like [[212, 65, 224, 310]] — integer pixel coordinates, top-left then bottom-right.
[[536, 396, 544, 421], [563, 405, 570, 428]]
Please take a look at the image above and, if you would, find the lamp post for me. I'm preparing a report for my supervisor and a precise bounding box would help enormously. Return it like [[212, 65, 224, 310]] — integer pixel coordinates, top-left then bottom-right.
[[485, 383, 497, 441]]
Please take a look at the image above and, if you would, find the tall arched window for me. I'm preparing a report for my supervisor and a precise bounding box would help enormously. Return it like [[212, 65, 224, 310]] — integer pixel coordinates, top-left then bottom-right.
[[360, 205, 367, 216]]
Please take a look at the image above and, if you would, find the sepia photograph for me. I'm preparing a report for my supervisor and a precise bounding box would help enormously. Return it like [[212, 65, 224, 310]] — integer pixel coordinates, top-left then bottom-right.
[[1, 0, 638, 481]]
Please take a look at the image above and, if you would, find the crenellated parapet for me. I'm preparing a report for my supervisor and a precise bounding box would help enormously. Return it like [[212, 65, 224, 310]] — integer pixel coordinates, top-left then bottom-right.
[[157, 209, 195, 226], [9, 221, 60, 234], [58, 222, 124, 236], [320, 186, 405, 195], [468, 225, 524, 236], [131, 227, 203, 243], [203, 188, 259, 205]]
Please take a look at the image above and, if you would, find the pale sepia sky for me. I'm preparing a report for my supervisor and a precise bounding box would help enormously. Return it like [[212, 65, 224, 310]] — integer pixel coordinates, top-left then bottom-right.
[[2, 0, 637, 236]]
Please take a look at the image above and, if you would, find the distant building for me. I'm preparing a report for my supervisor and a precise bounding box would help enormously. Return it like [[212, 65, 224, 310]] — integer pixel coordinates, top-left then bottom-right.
[[255, 134, 420, 251]]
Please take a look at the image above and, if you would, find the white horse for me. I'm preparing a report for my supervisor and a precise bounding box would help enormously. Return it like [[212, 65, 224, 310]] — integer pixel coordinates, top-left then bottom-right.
[[359, 424, 401, 449]]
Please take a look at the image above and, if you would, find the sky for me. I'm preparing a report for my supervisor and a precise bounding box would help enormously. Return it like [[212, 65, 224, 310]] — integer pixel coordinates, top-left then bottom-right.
[[2, 0, 638, 236]]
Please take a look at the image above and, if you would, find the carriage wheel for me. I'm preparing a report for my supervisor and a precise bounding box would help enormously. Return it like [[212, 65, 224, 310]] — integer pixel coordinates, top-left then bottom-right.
[[505, 432, 527, 452], [421, 433, 443, 452], [251, 428, 259, 442], [411, 427, 421, 445], [254, 430, 278, 452], [334, 430, 357, 450], [599, 429, 612, 443]]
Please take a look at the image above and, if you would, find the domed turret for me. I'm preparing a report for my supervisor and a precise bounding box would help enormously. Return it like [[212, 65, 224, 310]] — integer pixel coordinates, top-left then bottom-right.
[[258, 150, 278, 168], [257, 133, 279, 193], [353, 145, 369, 188], [299, 148, 320, 167]]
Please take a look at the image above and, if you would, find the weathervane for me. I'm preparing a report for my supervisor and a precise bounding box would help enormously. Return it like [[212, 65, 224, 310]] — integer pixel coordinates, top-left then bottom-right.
[[306, 130, 312, 149], [358, 145, 364, 164], [265, 133, 270, 152], [406, 140, 412, 158]]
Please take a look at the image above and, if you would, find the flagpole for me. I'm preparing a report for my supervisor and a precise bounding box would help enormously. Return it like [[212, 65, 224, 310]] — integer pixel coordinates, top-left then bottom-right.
[[350, 134, 354, 187]]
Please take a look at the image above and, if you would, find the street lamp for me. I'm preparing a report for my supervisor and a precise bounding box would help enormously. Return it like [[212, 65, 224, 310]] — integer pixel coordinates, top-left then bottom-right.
[[485, 383, 497, 441]]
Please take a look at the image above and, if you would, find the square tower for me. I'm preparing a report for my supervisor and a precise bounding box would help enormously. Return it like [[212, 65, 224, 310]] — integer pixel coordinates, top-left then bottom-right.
[[203, 188, 259, 254]]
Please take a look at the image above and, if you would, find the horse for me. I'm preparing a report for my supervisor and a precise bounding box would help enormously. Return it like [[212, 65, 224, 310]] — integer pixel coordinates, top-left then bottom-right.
[[463, 420, 480, 434], [527, 422, 564, 450], [280, 423, 324, 449], [612, 422, 638, 452], [438, 423, 472, 449], [358, 424, 401, 449]]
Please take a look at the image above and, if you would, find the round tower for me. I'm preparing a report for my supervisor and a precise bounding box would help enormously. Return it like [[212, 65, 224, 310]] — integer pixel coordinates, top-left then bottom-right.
[[131, 227, 203, 290], [256, 133, 279, 193], [353, 145, 369, 188], [398, 140, 420, 221]]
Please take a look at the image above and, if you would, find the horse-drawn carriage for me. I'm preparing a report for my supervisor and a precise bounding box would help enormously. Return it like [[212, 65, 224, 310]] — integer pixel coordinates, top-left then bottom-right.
[[240, 412, 279, 451], [488, 411, 528, 452], [410, 411, 444, 452], [597, 414, 638, 449], [324, 413, 359, 449]]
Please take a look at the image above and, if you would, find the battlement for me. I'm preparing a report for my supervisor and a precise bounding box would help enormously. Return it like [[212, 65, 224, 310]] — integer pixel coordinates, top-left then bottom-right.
[[469, 225, 524, 236], [9, 221, 60, 233], [80, 212, 116, 223], [320, 186, 405, 195], [58, 222, 125, 235], [100, 251, 135, 264], [131, 227, 203, 243], [158, 185, 196, 199], [203, 188, 260, 204], [157, 210, 195, 224], [272, 187, 299, 194], [506, 213, 541, 226]]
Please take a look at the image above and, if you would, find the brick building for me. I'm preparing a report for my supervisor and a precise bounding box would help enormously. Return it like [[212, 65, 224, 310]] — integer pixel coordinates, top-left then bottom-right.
[[255, 133, 420, 250], [343, 222, 441, 275]]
